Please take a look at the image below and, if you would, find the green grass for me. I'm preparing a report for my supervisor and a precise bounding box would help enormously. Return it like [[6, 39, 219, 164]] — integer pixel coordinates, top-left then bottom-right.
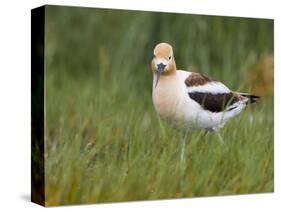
[[44, 5, 274, 206], [45, 74, 273, 206]]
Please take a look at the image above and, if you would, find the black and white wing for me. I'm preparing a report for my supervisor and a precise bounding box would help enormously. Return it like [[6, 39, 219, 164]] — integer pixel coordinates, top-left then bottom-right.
[[184, 72, 248, 112]]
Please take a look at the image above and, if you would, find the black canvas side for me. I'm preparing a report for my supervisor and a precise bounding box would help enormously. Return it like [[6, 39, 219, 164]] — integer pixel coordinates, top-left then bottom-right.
[[31, 6, 45, 206]]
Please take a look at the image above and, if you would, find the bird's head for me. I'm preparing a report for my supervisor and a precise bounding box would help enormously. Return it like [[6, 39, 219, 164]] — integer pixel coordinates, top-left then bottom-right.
[[151, 42, 176, 88]]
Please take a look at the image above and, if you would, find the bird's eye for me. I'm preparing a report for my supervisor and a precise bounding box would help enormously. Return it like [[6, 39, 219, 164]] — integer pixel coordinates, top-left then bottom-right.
[[168, 56, 171, 60]]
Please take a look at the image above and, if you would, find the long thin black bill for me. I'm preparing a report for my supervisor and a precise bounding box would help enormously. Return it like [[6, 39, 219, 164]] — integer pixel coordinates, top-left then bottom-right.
[[155, 68, 164, 88]]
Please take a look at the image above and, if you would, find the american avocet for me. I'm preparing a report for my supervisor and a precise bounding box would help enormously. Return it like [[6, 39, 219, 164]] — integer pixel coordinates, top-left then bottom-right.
[[151, 42, 259, 159]]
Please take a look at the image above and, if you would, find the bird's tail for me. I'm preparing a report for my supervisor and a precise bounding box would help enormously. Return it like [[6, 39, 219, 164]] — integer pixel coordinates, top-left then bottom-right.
[[239, 93, 261, 104]]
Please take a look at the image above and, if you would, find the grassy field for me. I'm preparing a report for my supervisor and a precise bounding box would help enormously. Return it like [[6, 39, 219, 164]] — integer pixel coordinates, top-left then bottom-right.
[[44, 6, 274, 206]]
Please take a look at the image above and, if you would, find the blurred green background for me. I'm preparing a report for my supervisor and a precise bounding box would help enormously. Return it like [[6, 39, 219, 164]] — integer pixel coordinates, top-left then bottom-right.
[[44, 5, 274, 206]]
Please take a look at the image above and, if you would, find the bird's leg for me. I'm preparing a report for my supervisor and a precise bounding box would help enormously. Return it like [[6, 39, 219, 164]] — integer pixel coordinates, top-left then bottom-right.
[[204, 130, 209, 143], [216, 132, 229, 152], [179, 129, 188, 191], [180, 129, 188, 163], [217, 132, 225, 145]]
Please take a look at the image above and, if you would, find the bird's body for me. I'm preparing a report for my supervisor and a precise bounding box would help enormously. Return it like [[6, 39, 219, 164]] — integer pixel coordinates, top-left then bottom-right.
[[153, 70, 249, 131], [151, 43, 259, 132]]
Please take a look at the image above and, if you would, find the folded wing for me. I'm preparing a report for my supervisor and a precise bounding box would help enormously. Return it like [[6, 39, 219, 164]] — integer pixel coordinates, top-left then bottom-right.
[[185, 73, 244, 112]]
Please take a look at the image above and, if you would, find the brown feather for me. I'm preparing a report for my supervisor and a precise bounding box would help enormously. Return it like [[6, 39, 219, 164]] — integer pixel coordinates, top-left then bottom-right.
[[185, 73, 215, 87]]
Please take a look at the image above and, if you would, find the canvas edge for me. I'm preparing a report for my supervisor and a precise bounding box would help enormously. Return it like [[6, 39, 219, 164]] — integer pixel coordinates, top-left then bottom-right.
[[31, 5, 46, 207]]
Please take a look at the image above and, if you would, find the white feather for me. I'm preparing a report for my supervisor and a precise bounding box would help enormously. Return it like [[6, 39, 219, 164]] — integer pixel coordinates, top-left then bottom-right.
[[187, 82, 230, 94]]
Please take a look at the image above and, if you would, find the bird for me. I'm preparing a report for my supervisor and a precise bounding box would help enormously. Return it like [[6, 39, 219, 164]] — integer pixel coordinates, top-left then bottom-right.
[[151, 42, 259, 159]]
